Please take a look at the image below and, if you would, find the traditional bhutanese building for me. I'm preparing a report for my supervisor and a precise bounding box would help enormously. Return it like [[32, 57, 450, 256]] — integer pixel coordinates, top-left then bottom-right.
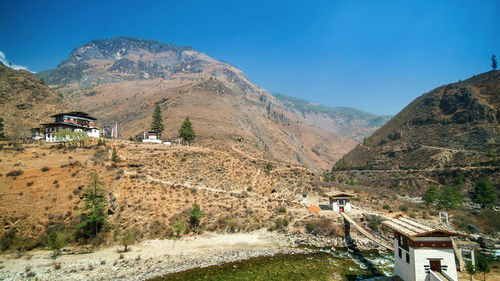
[[327, 192, 353, 212], [382, 217, 467, 281], [31, 111, 100, 142]]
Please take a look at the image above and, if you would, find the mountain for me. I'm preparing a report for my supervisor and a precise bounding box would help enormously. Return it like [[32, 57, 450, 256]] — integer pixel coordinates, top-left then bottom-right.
[[43, 37, 359, 170], [334, 71, 500, 191], [0, 63, 69, 139], [272, 93, 391, 142]]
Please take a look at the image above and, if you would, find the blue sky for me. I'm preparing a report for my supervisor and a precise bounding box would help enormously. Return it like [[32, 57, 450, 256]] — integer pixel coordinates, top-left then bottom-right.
[[1, 0, 498, 115]]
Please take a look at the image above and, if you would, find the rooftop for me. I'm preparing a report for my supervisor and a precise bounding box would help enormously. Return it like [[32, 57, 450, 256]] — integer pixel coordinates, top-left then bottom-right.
[[382, 217, 467, 238], [50, 111, 97, 120], [326, 192, 354, 198]]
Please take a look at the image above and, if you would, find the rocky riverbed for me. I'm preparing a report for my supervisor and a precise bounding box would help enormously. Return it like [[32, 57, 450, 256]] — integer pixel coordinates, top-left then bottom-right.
[[0, 229, 386, 281]]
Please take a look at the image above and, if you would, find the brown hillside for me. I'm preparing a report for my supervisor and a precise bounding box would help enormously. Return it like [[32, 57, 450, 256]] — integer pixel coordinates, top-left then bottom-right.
[[333, 71, 500, 193], [0, 64, 70, 139], [338, 71, 500, 170], [45, 37, 357, 170]]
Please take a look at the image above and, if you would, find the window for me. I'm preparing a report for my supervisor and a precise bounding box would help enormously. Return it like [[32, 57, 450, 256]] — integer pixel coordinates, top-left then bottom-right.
[[398, 248, 402, 258], [406, 252, 410, 263]]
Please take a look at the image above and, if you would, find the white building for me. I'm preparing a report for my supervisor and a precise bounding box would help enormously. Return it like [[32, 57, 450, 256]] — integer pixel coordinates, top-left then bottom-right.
[[31, 112, 100, 142], [142, 131, 162, 144], [327, 192, 353, 212], [382, 217, 467, 281]]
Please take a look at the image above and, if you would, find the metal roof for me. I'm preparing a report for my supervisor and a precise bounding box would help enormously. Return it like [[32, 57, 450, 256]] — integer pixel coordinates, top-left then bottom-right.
[[382, 217, 467, 237]]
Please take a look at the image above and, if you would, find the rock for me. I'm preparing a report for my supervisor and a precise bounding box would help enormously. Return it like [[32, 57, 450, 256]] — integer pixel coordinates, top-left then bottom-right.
[[468, 234, 480, 241], [468, 224, 480, 233], [478, 236, 495, 249]]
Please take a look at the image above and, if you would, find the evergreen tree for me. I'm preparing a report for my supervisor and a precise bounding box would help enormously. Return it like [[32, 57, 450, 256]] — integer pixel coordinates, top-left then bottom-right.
[[0, 117, 5, 139], [423, 186, 441, 205], [178, 117, 196, 143], [475, 253, 491, 281], [466, 261, 475, 281], [492, 54, 497, 71], [438, 186, 463, 209], [151, 104, 164, 136], [76, 172, 108, 238], [472, 178, 497, 208], [111, 146, 120, 163], [187, 203, 205, 229]]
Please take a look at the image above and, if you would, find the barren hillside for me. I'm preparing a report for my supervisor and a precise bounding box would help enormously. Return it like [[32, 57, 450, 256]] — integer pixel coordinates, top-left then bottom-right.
[[38, 37, 388, 170], [0, 64, 70, 138]]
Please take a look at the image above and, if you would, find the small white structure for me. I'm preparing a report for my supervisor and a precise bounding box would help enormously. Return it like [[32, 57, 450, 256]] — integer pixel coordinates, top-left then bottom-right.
[[382, 217, 467, 281], [327, 192, 353, 212], [142, 131, 162, 144]]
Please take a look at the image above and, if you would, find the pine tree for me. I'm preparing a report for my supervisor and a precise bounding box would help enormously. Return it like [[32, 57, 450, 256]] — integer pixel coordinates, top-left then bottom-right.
[[178, 117, 196, 143], [492, 54, 497, 71], [76, 172, 108, 238], [151, 104, 164, 136], [423, 186, 441, 205], [111, 146, 120, 163], [472, 178, 497, 209]]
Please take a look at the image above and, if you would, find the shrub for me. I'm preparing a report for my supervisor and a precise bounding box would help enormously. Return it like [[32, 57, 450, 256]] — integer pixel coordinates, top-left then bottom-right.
[[119, 231, 135, 252], [368, 219, 380, 231], [265, 163, 273, 172], [305, 218, 342, 236], [187, 203, 205, 230], [382, 204, 391, 210], [92, 149, 108, 162], [6, 170, 23, 177], [399, 205, 408, 212], [270, 217, 289, 232], [278, 206, 287, 213]]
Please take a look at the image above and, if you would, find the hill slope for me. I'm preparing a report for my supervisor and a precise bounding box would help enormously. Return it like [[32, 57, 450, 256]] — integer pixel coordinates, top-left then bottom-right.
[[337, 71, 500, 170], [333, 71, 500, 192], [0, 63, 70, 139], [43, 37, 362, 170]]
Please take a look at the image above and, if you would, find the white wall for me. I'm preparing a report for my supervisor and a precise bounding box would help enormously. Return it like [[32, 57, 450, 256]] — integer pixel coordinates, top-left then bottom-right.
[[414, 248, 457, 281], [393, 238, 413, 281], [88, 129, 100, 138]]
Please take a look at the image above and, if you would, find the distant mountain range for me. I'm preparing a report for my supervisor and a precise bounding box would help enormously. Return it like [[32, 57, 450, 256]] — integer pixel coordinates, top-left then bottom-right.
[[271, 93, 391, 142], [32, 37, 391, 170]]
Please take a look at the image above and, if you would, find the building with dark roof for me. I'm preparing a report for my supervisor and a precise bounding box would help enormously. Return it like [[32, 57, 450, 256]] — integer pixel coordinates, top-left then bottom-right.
[[31, 112, 100, 142]]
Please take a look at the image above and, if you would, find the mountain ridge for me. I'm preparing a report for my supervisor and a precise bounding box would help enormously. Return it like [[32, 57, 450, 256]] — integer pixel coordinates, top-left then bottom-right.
[[40, 37, 366, 170]]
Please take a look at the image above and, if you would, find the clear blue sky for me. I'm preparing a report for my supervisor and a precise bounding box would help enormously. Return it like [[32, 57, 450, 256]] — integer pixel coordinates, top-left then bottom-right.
[[1, 0, 498, 115]]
